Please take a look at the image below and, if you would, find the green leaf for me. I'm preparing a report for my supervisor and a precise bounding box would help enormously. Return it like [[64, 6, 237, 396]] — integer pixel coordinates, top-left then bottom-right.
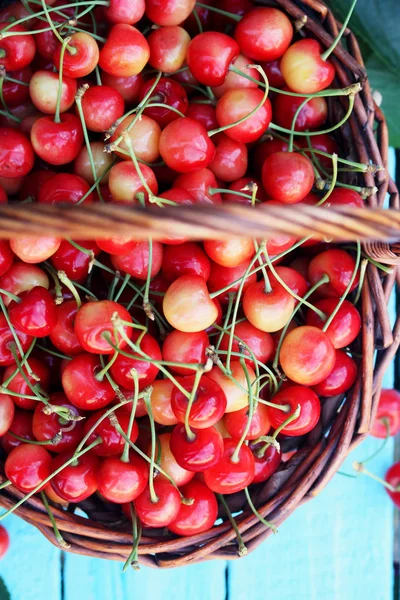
[[365, 57, 400, 148], [0, 575, 11, 600]]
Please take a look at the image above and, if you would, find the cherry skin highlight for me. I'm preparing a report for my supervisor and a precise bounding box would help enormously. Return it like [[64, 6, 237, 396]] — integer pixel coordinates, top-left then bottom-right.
[[134, 476, 181, 528], [234, 7, 293, 61], [5, 444, 52, 493], [163, 274, 218, 333], [99, 24, 150, 77], [171, 375, 227, 429], [262, 152, 314, 204], [170, 424, 224, 472], [203, 438, 255, 494], [168, 480, 218, 536], [280, 39, 335, 94], [187, 32, 239, 87], [97, 453, 148, 503], [243, 280, 295, 333], [159, 117, 216, 173]]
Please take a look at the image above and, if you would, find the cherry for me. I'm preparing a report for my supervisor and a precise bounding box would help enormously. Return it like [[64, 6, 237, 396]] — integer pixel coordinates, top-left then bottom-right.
[[0, 23, 35, 70], [171, 375, 227, 429], [147, 379, 179, 426], [83, 407, 138, 457], [385, 462, 400, 508], [110, 330, 161, 390], [101, 71, 143, 104], [212, 54, 260, 98], [80, 85, 125, 133], [10, 237, 61, 264], [207, 259, 257, 304], [0, 393, 14, 437], [53, 32, 99, 79], [274, 89, 327, 131], [250, 441, 281, 484], [99, 24, 149, 77], [148, 25, 190, 73], [168, 480, 218, 536], [104, 0, 145, 24], [210, 0, 252, 32], [29, 70, 76, 114], [0, 315, 32, 367], [370, 389, 400, 439], [243, 280, 295, 333], [184, 2, 213, 36], [5, 444, 51, 493], [308, 249, 359, 298], [0, 409, 34, 454], [74, 300, 132, 355], [267, 385, 321, 435], [204, 239, 254, 269], [38, 172, 94, 205], [31, 113, 84, 165], [19, 168, 55, 202], [145, 0, 196, 26], [219, 320, 274, 366], [305, 298, 361, 349], [32, 392, 85, 452], [203, 438, 255, 494], [225, 401, 270, 440], [0, 127, 34, 178], [312, 350, 357, 397], [75, 144, 113, 187], [221, 176, 266, 205], [237, 7, 293, 61], [174, 168, 222, 204], [2, 356, 49, 410], [49, 300, 82, 356], [187, 32, 239, 87], [50, 449, 99, 502], [0, 2, 30, 24], [62, 353, 115, 410], [8, 285, 57, 337], [262, 59, 285, 88], [0, 525, 9, 559], [111, 114, 161, 164], [138, 77, 188, 128], [326, 188, 364, 208], [208, 361, 256, 413], [297, 134, 339, 170], [34, 14, 63, 61], [262, 152, 314, 204], [0, 262, 49, 306], [162, 242, 211, 282], [134, 476, 181, 528], [170, 423, 224, 471], [216, 88, 272, 143], [110, 240, 163, 279], [163, 274, 218, 333], [97, 453, 148, 503], [95, 236, 137, 256], [186, 100, 218, 133], [51, 239, 100, 281], [209, 133, 248, 183], [162, 330, 208, 376], [159, 117, 216, 173], [108, 161, 158, 204], [281, 39, 335, 94], [149, 432, 194, 486], [280, 325, 335, 386], [0, 241, 13, 277], [3, 66, 32, 107]]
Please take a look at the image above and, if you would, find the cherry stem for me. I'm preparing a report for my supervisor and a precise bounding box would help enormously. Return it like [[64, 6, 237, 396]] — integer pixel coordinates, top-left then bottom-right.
[[0, 480, 11, 490], [231, 358, 255, 463], [195, 3, 241, 21], [143, 393, 159, 504], [209, 187, 261, 203], [40, 491, 70, 549], [315, 153, 338, 206], [353, 258, 368, 305], [352, 462, 400, 493], [361, 418, 391, 465], [208, 64, 269, 137], [184, 367, 204, 442], [53, 36, 70, 124], [257, 404, 301, 458], [121, 369, 139, 463], [244, 487, 277, 533], [0, 288, 20, 303], [40, 0, 71, 50], [123, 503, 141, 572], [0, 295, 34, 374], [0, 438, 102, 520], [256, 242, 272, 294], [321, 0, 358, 61], [75, 84, 103, 198], [9, 431, 62, 445], [217, 494, 248, 557], [57, 270, 82, 308]]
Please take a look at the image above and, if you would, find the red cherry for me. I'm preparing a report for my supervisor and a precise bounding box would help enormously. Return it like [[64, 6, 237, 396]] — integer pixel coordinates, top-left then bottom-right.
[[50, 449, 99, 502], [74, 300, 132, 355], [204, 239, 254, 268], [5, 444, 51, 493], [2, 356, 49, 410], [19, 168, 55, 202], [9, 236, 61, 264], [62, 353, 115, 410], [0, 127, 34, 177], [312, 350, 357, 397], [108, 161, 158, 204], [234, 7, 292, 61], [0, 23, 35, 70], [370, 389, 400, 439], [29, 70, 76, 114], [250, 441, 281, 484], [111, 114, 161, 164], [0, 525, 9, 559], [0, 185, 6, 203], [212, 55, 260, 98], [162, 242, 210, 282], [221, 176, 266, 205], [308, 249, 360, 298], [168, 480, 218, 536], [216, 88, 272, 143], [385, 462, 400, 508], [225, 402, 271, 440], [171, 375, 227, 429], [149, 432, 194, 486], [163, 274, 218, 333], [38, 172, 94, 205], [0, 393, 14, 437], [0, 409, 34, 454], [0, 241, 13, 277], [80, 85, 125, 132], [270, 266, 308, 303], [110, 240, 163, 280], [274, 88, 327, 131], [99, 24, 149, 77], [267, 385, 321, 435], [3, 66, 31, 107], [280, 325, 335, 386], [243, 280, 295, 333], [262, 59, 285, 88], [110, 330, 161, 390], [138, 77, 188, 128], [209, 133, 248, 183], [95, 236, 137, 256], [135, 476, 181, 528], [326, 188, 364, 208], [262, 152, 314, 203], [207, 259, 257, 304], [8, 286, 57, 337], [305, 298, 361, 349], [31, 113, 84, 165], [297, 134, 339, 169], [32, 392, 85, 453], [148, 25, 190, 74], [104, 0, 145, 24], [34, 14, 64, 60], [208, 361, 256, 412], [148, 379, 179, 426], [187, 32, 239, 87], [173, 168, 222, 204], [281, 39, 335, 94], [101, 69, 143, 103], [145, 0, 196, 26], [49, 300, 82, 356], [0, 315, 32, 367], [186, 100, 218, 132], [84, 407, 138, 457], [53, 32, 99, 78], [219, 319, 274, 366], [97, 453, 148, 503], [159, 117, 215, 173], [162, 330, 208, 375], [203, 438, 255, 494], [0, 262, 49, 306], [51, 239, 100, 281], [170, 424, 224, 472]]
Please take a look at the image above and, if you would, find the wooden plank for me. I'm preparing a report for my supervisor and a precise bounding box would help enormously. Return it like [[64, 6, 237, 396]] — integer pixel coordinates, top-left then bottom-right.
[[0, 514, 61, 600]]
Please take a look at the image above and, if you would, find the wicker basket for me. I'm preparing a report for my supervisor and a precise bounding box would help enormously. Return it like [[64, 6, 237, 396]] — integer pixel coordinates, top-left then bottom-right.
[[0, 0, 400, 568]]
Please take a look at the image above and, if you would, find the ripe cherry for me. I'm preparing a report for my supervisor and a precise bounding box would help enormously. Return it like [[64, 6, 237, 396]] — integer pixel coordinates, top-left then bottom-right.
[[204, 239, 254, 268], [280, 325, 335, 386], [170, 424, 224, 471], [97, 453, 148, 503], [32, 392, 85, 452], [216, 88, 272, 143], [274, 89, 327, 131], [3, 66, 32, 107], [148, 25, 190, 73], [51, 239, 100, 281], [138, 77, 188, 128], [370, 389, 400, 439], [0, 409, 34, 454], [111, 114, 161, 164], [110, 330, 161, 390], [0, 315, 32, 367], [31, 114, 84, 165], [53, 32, 99, 78], [250, 441, 281, 484], [281, 39, 335, 94], [384, 462, 400, 508], [110, 240, 163, 279], [308, 249, 360, 297], [104, 0, 145, 24], [234, 7, 292, 61], [209, 134, 248, 183], [212, 54, 260, 98], [74, 300, 132, 355], [262, 59, 285, 88], [0, 241, 13, 277], [39, 172, 94, 205], [62, 353, 115, 410], [29, 70, 76, 114], [270, 266, 308, 303], [149, 380, 179, 426], [203, 438, 255, 494], [171, 375, 227, 429], [187, 32, 239, 87], [208, 361, 256, 413], [145, 0, 196, 26], [149, 432, 194, 486], [159, 117, 216, 173], [5, 444, 52, 493], [0, 525, 9, 559], [305, 298, 361, 349], [162, 242, 211, 282], [0, 127, 34, 178], [186, 100, 218, 132], [174, 168, 222, 204], [262, 152, 314, 203], [50, 449, 99, 502], [80, 85, 125, 132], [49, 300, 82, 356], [0, 262, 49, 306], [2, 356, 49, 410], [326, 188, 364, 208], [84, 407, 138, 457], [243, 280, 295, 333], [134, 476, 181, 528], [162, 330, 208, 375], [225, 401, 271, 440], [0, 23, 35, 70], [163, 274, 218, 333], [108, 162, 158, 204], [101, 71, 143, 103], [219, 320, 274, 366], [207, 259, 257, 304], [8, 286, 57, 338], [99, 24, 149, 77], [312, 350, 357, 397], [168, 480, 218, 536], [9, 237, 61, 264], [267, 385, 321, 435], [0, 393, 14, 437]]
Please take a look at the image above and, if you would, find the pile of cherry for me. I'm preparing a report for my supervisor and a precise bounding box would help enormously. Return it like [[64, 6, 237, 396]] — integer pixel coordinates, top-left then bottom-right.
[[0, 0, 398, 561]]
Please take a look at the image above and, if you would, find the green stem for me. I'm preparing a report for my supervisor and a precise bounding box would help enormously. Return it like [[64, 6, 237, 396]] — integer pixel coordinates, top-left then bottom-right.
[[195, 2, 241, 21], [123, 504, 141, 572], [244, 488, 277, 533], [121, 369, 139, 463], [40, 492, 70, 549], [231, 358, 255, 462], [54, 36, 70, 124], [143, 394, 159, 504], [217, 494, 248, 557], [321, 0, 358, 61], [184, 368, 204, 442]]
